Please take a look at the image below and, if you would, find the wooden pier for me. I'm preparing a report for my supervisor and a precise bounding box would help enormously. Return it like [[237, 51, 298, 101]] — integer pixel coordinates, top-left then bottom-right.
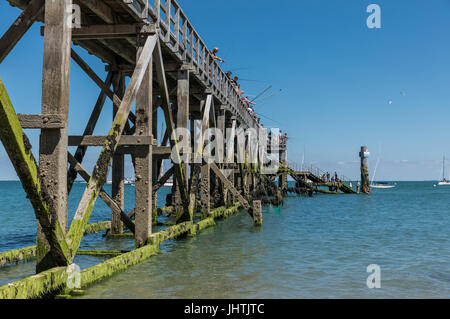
[[0, 0, 361, 299]]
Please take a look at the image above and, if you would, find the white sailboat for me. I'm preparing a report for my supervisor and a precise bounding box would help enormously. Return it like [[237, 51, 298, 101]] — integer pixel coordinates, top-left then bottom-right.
[[370, 152, 396, 189], [437, 156, 450, 186]]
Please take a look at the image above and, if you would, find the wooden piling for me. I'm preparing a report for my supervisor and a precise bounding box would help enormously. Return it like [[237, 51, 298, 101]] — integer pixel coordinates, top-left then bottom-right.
[[36, 0, 72, 273], [359, 146, 371, 194]]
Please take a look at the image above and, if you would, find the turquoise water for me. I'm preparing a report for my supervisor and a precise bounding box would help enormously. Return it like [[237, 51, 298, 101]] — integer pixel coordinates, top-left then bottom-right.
[[0, 181, 449, 298]]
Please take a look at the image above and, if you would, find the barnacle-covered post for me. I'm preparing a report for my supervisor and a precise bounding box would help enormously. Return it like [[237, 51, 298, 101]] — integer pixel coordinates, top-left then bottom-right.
[[36, 0, 72, 273], [360, 146, 371, 194]]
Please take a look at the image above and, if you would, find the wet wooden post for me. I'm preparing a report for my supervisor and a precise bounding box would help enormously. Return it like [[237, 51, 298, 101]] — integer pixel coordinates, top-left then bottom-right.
[[216, 106, 226, 205], [360, 146, 370, 194], [279, 147, 288, 191], [36, 0, 72, 273], [134, 34, 153, 247], [227, 116, 237, 204], [201, 95, 212, 219], [111, 75, 125, 234], [152, 96, 159, 215], [253, 200, 262, 226], [175, 65, 190, 219]]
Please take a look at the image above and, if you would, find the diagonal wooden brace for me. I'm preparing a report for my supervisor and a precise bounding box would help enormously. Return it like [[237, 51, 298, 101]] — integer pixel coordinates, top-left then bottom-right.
[[0, 78, 70, 266], [210, 162, 253, 217], [67, 153, 135, 234], [65, 35, 158, 260], [0, 0, 45, 64]]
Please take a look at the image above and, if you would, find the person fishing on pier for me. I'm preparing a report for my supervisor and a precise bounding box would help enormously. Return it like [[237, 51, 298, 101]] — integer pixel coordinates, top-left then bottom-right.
[[243, 96, 256, 108], [210, 47, 225, 63], [282, 133, 288, 145]]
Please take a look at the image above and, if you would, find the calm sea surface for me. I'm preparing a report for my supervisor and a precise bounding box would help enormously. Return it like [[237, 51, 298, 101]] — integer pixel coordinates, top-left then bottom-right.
[[0, 181, 449, 298]]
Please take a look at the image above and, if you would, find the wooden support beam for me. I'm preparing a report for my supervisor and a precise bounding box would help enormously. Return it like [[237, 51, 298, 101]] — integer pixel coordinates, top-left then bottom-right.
[[68, 135, 152, 146], [199, 96, 212, 220], [111, 74, 126, 235], [0, 78, 70, 269], [134, 41, 153, 247], [17, 114, 65, 129], [67, 153, 135, 234], [201, 163, 210, 219], [0, 0, 45, 64], [153, 40, 190, 217], [152, 166, 175, 193], [37, 0, 72, 273], [70, 24, 140, 40], [252, 200, 262, 226], [174, 66, 190, 221], [65, 35, 158, 260]]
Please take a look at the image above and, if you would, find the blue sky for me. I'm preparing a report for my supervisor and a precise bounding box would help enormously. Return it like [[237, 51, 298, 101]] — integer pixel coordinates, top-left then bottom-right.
[[1, 0, 450, 181]]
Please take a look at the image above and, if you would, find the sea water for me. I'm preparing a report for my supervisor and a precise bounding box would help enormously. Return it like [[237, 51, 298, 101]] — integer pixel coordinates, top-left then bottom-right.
[[0, 181, 449, 298]]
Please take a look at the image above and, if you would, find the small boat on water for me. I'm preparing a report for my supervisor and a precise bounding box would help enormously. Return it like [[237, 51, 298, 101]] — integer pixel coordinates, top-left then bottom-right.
[[437, 156, 450, 186], [371, 182, 396, 189], [371, 150, 396, 189]]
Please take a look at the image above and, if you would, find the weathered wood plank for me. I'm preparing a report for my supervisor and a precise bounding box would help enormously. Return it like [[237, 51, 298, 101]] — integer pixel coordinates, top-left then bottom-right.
[[37, 0, 72, 273], [68, 135, 152, 146], [174, 67, 190, 221], [134, 40, 153, 247], [111, 74, 126, 235], [71, 24, 139, 40], [17, 114, 65, 129]]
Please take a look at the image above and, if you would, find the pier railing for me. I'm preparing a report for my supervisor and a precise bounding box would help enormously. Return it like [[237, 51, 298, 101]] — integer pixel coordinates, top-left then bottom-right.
[[287, 162, 355, 188], [144, 0, 257, 129]]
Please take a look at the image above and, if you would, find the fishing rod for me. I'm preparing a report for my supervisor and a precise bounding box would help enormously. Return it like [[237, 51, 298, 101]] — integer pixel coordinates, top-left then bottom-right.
[[239, 78, 269, 83], [254, 112, 282, 125], [250, 85, 272, 103], [257, 89, 283, 106]]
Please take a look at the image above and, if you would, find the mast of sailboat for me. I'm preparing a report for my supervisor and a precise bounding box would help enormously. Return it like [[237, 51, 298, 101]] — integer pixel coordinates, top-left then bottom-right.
[[443, 156, 446, 181]]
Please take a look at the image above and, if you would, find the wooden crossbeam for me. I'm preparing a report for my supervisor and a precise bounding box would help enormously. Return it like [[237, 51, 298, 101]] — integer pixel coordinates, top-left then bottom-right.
[[152, 166, 175, 193], [69, 24, 139, 40], [68, 135, 152, 146], [0, 78, 70, 266], [65, 35, 158, 259], [0, 0, 44, 63], [17, 114, 65, 129], [67, 153, 135, 234]]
